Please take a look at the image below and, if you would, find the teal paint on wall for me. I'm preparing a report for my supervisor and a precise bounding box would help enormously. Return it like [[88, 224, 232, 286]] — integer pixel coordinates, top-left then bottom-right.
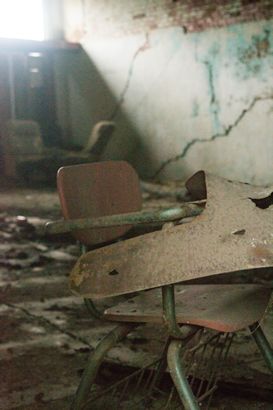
[[227, 22, 273, 81], [59, 13, 273, 183]]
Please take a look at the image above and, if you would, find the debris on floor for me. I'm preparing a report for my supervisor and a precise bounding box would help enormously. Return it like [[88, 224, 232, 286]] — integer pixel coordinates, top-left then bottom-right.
[[0, 181, 272, 409]]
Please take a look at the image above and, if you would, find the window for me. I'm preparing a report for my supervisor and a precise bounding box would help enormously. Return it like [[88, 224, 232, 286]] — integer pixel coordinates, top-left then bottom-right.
[[0, 0, 45, 41]]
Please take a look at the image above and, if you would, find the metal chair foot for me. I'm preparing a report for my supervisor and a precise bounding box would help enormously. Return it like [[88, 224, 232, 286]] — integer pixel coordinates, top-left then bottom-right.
[[71, 323, 136, 410], [249, 322, 273, 373], [167, 339, 200, 410]]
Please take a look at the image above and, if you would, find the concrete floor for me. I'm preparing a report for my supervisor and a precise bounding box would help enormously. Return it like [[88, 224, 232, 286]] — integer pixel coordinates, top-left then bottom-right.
[[0, 180, 272, 409]]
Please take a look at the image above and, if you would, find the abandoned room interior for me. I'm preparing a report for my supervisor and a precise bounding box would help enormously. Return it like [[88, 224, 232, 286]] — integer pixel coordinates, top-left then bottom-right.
[[0, 1, 273, 409]]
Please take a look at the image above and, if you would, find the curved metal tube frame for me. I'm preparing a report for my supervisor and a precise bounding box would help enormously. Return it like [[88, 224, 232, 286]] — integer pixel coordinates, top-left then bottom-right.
[[162, 284, 199, 339], [162, 284, 201, 409], [167, 339, 200, 410], [71, 323, 137, 410], [249, 322, 273, 373], [45, 204, 203, 235]]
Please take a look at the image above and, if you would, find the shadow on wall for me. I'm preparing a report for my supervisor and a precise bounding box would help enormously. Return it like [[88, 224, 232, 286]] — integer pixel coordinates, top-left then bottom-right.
[[55, 48, 155, 177]]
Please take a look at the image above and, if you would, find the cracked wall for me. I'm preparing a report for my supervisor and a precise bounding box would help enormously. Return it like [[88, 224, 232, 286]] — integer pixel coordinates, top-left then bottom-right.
[[61, 1, 273, 184]]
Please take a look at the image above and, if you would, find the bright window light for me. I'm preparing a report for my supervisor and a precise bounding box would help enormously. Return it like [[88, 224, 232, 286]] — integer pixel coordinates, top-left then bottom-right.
[[0, 0, 45, 41]]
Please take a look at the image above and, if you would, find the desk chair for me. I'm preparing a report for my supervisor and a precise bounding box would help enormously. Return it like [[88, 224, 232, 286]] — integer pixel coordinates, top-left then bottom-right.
[[2, 120, 114, 180], [46, 161, 273, 409]]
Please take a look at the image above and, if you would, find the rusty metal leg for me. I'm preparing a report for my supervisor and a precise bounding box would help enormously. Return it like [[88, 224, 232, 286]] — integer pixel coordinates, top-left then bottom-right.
[[249, 322, 273, 373], [71, 323, 136, 410], [167, 339, 200, 410]]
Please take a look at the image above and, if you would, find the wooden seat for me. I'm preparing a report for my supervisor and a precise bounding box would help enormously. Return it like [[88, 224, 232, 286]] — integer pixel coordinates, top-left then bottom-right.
[[104, 284, 271, 332]]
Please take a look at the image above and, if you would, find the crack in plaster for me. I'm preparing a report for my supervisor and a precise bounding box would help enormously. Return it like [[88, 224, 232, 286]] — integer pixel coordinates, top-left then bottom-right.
[[152, 95, 273, 179], [204, 60, 216, 106], [202, 59, 221, 132], [109, 33, 150, 120], [4, 302, 92, 348]]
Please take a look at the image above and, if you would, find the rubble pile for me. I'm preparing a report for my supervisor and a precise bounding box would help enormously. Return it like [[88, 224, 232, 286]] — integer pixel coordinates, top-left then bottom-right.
[[0, 213, 79, 271]]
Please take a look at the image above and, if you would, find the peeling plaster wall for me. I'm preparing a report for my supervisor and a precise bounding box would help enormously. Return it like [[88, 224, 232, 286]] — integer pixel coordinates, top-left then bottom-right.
[[61, 1, 273, 184]]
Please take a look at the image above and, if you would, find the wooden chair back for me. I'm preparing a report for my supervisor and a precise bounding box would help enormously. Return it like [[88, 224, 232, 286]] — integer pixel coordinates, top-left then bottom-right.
[[57, 161, 142, 246]]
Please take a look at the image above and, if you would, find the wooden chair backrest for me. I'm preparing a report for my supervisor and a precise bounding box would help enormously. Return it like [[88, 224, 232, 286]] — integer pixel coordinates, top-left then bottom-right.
[[57, 161, 142, 246]]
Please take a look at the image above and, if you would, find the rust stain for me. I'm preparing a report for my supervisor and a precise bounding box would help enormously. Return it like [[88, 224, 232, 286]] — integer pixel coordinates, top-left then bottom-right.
[[240, 35, 270, 64], [70, 262, 90, 288], [255, 38, 270, 58], [249, 242, 273, 265], [69, 172, 273, 299]]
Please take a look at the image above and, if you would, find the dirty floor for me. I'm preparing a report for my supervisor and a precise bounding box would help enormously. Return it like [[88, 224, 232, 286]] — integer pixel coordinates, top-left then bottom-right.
[[0, 179, 272, 409]]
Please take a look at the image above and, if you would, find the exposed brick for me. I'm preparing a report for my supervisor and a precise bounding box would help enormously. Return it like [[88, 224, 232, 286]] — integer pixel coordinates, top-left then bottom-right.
[[75, 0, 273, 38]]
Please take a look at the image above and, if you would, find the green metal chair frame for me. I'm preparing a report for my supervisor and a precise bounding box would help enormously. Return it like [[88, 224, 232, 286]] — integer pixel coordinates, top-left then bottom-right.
[[45, 161, 273, 410], [70, 284, 272, 410]]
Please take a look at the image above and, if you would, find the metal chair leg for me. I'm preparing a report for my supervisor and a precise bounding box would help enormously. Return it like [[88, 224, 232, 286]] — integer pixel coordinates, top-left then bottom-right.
[[249, 322, 273, 373], [167, 339, 200, 410], [84, 298, 103, 320], [71, 323, 136, 410]]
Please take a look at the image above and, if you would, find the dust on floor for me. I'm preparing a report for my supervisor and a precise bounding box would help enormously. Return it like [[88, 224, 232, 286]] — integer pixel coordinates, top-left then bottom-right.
[[0, 180, 272, 409]]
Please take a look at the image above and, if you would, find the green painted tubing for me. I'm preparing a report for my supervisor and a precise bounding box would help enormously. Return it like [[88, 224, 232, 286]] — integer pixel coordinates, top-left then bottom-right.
[[45, 203, 203, 235], [162, 285, 185, 338], [167, 340, 200, 410], [249, 322, 273, 373], [162, 285, 198, 340], [71, 323, 136, 410]]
